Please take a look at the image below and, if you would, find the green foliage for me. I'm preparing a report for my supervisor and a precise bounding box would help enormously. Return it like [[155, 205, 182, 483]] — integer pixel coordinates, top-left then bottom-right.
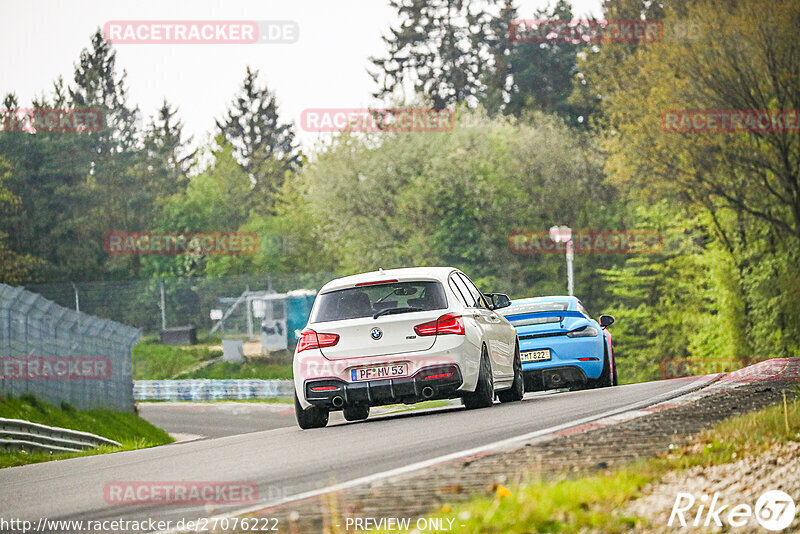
[[141, 140, 253, 279], [186, 359, 293, 380], [370, 0, 503, 108], [132, 341, 221, 380], [216, 66, 298, 214], [1, 3, 797, 383], [0, 394, 173, 468], [419, 394, 800, 533], [587, 0, 800, 370], [502, 0, 589, 124], [132, 340, 293, 380], [275, 108, 624, 308]]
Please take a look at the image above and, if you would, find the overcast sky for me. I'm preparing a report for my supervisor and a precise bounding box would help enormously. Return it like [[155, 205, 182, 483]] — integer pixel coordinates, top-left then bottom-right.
[[1, 0, 602, 151]]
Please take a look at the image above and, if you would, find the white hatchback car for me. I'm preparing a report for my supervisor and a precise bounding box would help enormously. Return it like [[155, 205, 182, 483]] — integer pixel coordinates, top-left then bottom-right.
[[293, 267, 523, 429]]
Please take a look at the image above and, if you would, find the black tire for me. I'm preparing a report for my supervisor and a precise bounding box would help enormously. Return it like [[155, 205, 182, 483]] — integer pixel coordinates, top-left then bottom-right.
[[294, 393, 329, 429], [463, 347, 494, 409], [593, 343, 613, 388], [343, 405, 369, 422], [498, 345, 524, 403], [611, 352, 618, 386]]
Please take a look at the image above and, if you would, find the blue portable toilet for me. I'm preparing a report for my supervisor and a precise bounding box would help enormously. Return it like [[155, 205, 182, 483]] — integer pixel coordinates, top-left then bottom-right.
[[285, 290, 317, 349]]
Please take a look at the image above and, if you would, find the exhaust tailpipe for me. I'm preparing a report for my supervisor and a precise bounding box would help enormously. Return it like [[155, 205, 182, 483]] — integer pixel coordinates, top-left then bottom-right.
[[421, 386, 435, 399], [331, 396, 344, 408], [549, 373, 563, 387]]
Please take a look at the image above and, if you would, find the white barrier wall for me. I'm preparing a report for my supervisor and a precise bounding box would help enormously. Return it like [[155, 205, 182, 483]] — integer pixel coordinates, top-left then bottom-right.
[[133, 379, 294, 401]]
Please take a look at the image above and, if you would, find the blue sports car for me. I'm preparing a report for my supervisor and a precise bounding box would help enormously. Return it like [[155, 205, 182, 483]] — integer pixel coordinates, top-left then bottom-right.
[[499, 296, 617, 391]]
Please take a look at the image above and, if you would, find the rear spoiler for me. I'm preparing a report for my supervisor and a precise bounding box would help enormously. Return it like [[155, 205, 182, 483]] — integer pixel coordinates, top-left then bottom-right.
[[501, 309, 587, 323]]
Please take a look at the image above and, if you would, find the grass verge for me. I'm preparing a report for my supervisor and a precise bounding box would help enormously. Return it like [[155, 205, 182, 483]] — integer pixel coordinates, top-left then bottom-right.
[[133, 341, 293, 380], [414, 390, 800, 533], [133, 341, 221, 380], [0, 394, 173, 469], [186, 359, 292, 380]]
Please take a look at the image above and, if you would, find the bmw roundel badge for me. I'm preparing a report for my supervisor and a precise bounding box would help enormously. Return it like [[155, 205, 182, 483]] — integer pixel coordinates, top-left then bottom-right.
[[370, 327, 383, 340]]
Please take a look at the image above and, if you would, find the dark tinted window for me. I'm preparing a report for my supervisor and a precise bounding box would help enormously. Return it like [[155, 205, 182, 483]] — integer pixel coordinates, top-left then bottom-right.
[[458, 273, 488, 308], [311, 280, 447, 322]]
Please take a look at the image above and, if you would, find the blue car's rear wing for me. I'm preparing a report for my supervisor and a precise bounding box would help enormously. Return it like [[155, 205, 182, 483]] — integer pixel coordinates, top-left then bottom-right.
[[501, 309, 587, 324]]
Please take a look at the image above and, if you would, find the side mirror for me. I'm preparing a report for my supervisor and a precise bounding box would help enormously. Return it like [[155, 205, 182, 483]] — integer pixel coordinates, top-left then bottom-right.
[[599, 314, 615, 328], [486, 293, 511, 310]]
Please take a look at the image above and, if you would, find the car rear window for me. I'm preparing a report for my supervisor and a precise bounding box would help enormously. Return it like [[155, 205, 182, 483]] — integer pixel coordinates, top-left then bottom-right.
[[311, 280, 447, 322]]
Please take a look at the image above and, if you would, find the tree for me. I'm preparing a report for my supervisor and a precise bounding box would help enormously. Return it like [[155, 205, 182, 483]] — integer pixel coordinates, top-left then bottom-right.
[[69, 29, 145, 280], [569, 0, 666, 128], [370, 0, 502, 109], [480, 0, 515, 115], [217, 67, 297, 213], [0, 86, 101, 282], [0, 155, 44, 284], [140, 100, 194, 199], [502, 0, 589, 123], [278, 108, 623, 306], [595, 0, 800, 359], [142, 138, 253, 279]]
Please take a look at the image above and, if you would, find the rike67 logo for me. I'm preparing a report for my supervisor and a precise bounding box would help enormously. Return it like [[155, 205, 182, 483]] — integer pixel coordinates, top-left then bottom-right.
[[670, 490, 796, 531]]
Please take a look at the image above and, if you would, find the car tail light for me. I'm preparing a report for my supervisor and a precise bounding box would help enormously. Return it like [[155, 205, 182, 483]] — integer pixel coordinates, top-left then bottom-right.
[[566, 326, 599, 338], [414, 313, 465, 336], [310, 385, 340, 391], [297, 329, 340, 352], [424, 372, 454, 380], [578, 357, 599, 361]]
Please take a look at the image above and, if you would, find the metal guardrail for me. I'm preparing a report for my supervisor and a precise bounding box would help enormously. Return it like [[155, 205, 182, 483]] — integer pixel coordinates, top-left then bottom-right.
[[134, 379, 294, 401], [0, 417, 121, 454]]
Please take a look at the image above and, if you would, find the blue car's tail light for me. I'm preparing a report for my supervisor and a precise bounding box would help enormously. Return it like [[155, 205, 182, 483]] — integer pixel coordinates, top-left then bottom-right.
[[566, 326, 599, 338]]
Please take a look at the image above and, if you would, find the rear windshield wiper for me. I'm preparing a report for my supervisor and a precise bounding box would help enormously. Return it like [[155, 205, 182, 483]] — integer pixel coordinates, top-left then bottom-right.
[[373, 306, 423, 319]]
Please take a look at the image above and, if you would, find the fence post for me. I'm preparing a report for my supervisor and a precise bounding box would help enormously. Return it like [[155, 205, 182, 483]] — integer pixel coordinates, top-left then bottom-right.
[[70, 282, 80, 313], [159, 279, 166, 330]]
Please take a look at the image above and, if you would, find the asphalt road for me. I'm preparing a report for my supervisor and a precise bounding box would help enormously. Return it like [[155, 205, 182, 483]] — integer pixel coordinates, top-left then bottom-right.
[[0, 376, 716, 531], [137, 402, 297, 441]]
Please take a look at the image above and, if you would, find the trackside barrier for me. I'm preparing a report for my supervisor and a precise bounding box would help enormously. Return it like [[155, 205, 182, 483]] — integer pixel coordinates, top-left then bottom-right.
[[133, 379, 294, 401], [0, 417, 120, 454], [0, 284, 139, 411]]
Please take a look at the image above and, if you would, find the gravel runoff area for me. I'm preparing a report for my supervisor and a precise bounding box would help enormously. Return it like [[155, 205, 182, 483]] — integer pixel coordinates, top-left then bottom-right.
[[177, 361, 800, 533], [628, 441, 800, 533]]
